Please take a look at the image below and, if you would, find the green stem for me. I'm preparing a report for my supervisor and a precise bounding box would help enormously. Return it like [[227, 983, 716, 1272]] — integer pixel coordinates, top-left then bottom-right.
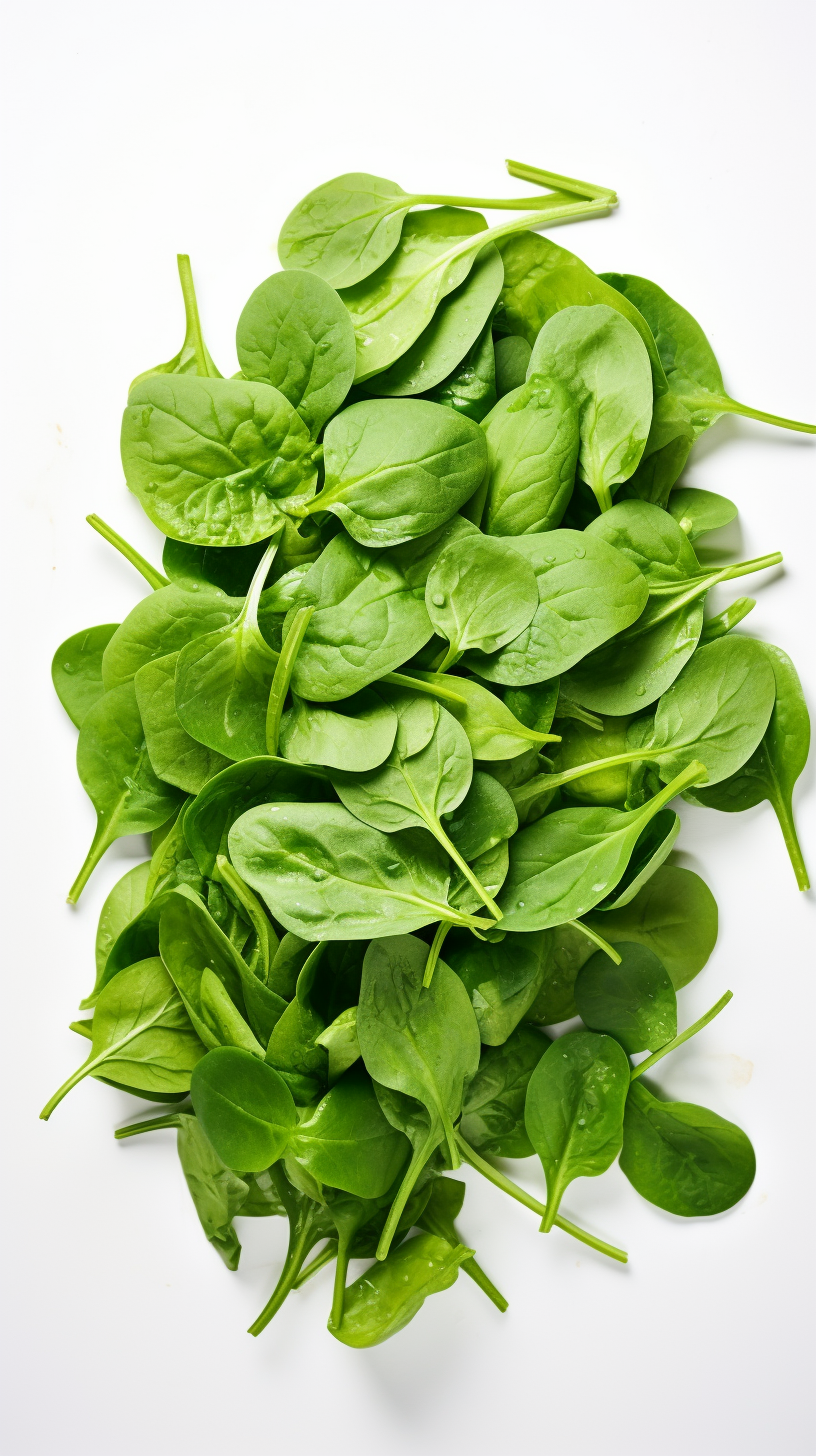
[[771, 797, 810, 892], [456, 1134, 627, 1264], [86, 515, 168, 590], [176, 254, 210, 376], [505, 158, 618, 203], [67, 817, 119, 905], [248, 1221, 316, 1336], [554, 695, 604, 731], [716, 551, 784, 582], [700, 597, 755, 642], [293, 1240, 338, 1289], [565, 919, 622, 965], [630, 990, 733, 1081], [436, 642, 462, 674], [432, 817, 503, 921], [329, 1232, 353, 1330], [215, 855, 278, 980], [685, 393, 816, 435], [460, 1255, 509, 1312], [423, 921, 453, 988], [591, 480, 615, 513], [623, 552, 782, 640], [376, 1127, 440, 1261], [265, 606, 314, 756], [114, 1112, 184, 1139], [382, 671, 467, 706]]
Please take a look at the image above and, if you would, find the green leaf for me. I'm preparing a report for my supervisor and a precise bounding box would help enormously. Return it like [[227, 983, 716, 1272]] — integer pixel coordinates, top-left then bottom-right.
[[583, 863, 717, 991], [309, 398, 488, 547], [315, 1007, 361, 1085], [102, 584, 242, 691], [190, 1045, 298, 1172], [397, 671, 557, 761], [482, 378, 578, 536], [134, 651, 230, 793], [52, 624, 119, 727], [121, 375, 319, 546], [279, 688, 398, 772], [441, 770, 518, 862], [329, 1232, 472, 1347], [183, 755, 328, 878], [176, 1112, 251, 1269], [620, 1080, 756, 1216], [41, 958, 205, 1118], [426, 534, 539, 666], [447, 928, 552, 1045], [130, 254, 222, 390], [524, 1029, 630, 1227], [667, 487, 737, 542], [91, 861, 151, 1000], [289, 1066, 409, 1199], [494, 335, 531, 398], [460, 1024, 551, 1158], [425, 315, 497, 423], [574, 943, 677, 1054]]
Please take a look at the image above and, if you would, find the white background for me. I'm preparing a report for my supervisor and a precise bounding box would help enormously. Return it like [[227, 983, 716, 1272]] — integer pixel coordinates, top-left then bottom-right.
[[1, 2, 814, 1453]]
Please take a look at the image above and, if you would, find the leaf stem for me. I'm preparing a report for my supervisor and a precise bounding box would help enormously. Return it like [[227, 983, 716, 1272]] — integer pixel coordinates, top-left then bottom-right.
[[293, 1240, 338, 1289], [505, 159, 618, 204], [630, 990, 733, 1081], [376, 1126, 440, 1261], [700, 597, 755, 642], [114, 1112, 184, 1139], [565, 919, 622, 965], [266, 607, 314, 756], [771, 798, 811, 892], [248, 1219, 316, 1336], [456, 1134, 627, 1264], [432, 817, 503, 921], [423, 921, 453, 988], [383, 670, 467, 706], [67, 818, 119, 905], [685, 393, 816, 435], [86, 515, 168, 590], [176, 254, 211, 377]]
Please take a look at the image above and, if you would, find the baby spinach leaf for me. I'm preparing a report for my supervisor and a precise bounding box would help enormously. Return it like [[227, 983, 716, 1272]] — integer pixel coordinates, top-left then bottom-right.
[[121, 375, 319, 547], [441, 769, 518, 862], [69, 682, 184, 903], [175, 538, 281, 760], [426, 534, 539, 668], [563, 597, 704, 716], [316, 1006, 361, 1085], [175, 1113, 250, 1269], [686, 644, 811, 890], [447, 928, 552, 1045], [190, 1045, 298, 1172], [417, 1178, 508, 1311], [229, 801, 492, 940], [52, 624, 119, 727], [162, 535, 272, 597], [236, 269, 356, 438], [550, 712, 632, 807], [594, 809, 679, 909], [668, 487, 737, 542], [131, 253, 222, 390], [308, 398, 487, 547], [289, 1066, 409, 1199], [494, 334, 532, 398], [199, 970, 265, 1057], [424, 313, 497, 423], [574, 943, 677, 1054], [358, 933, 480, 1251], [583, 863, 717, 991], [601, 272, 816, 437], [524, 1029, 630, 1227], [481, 378, 579, 537], [102, 584, 242, 691], [134, 651, 230, 793], [41, 958, 205, 1118], [371, 243, 503, 397], [460, 1024, 551, 1157], [523, 921, 596, 1024], [526, 306, 653, 512], [183, 755, 327, 877], [92, 861, 151, 997], [266, 944, 329, 1092], [214, 854, 279, 985], [498, 762, 705, 932], [465, 529, 648, 687], [400, 671, 558, 761], [279, 688, 398, 772], [329, 1232, 472, 1347], [620, 1080, 756, 1216]]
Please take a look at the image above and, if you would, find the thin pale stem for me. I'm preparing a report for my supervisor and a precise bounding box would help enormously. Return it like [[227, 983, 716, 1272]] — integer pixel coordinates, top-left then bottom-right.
[[505, 159, 618, 203], [67, 818, 118, 905], [248, 1220, 316, 1336], [293, 1240, 338, 1289], [456, 1134, 627, 1264], [700, 597, 755, 642], [382, 671, 467, 706], [265, 606, 314, 755], [772, 799, 810, 892], [685, 393, 816, 435], [565, 919, 622, 965], [432, 817, 503, 921], [631, 991, 733, 1081], [435, 642, 462, 674], [423, 921, 453, 988], [461, 1256, 509, 1312], [86, 515, 168, 590], [416, 187, 606, 212], [176, 254, 209, 376], [376, 1127, 440, 1261], [114, 1113, 184, 1139]]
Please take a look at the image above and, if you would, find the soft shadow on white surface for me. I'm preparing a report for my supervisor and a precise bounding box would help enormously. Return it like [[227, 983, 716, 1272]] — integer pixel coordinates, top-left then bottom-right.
[[2, 1, 815, 1454]]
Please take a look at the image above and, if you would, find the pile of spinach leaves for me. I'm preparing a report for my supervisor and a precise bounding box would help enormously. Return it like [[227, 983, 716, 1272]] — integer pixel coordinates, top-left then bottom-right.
[[44, 157, 811, 1352]]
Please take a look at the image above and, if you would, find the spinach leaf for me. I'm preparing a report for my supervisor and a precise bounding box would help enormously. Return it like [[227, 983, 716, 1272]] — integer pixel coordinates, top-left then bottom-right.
[[447, 928, 552, 1045], [417, 1177, 508, 1311], [575, 943, 677, 1053], [102, 584, 242, 690], [134, 651, 229, 792], [316, 1007, 361, 1085], [526, 306, 653, 512], [583, 863, 717, 991], [121, 375, 319, 546], [667, 487, 737, 542], [523, 922, 596, 1025], [494, 335, 532, 398], [289, 1066, 409, 1198], [370, 243, 503, 397], [464, 529, 648, 687], [481, 379, 579, 536], [175, 538, 281, 760], [442, 769, 518, 862], [162, 536, 272, 597], [620, 1080, 756, 1216], [399, 671, 558, 760], [550, 712, 632, 806], [498, 763, 705, 932], [41, 958, 205, 1118], [329, 1233, 472, 1347], [426, 534, 539, 668], [601, 272, 816, 437], [424, 314, 497, 422], [69, 682, 184, 903], [266, 944, 329, 1094], [460, 1024, 551, 1157], [357, 934, 480, 1252], [229, 801, 493, 940], [131, 253, 222, 389], [308, 398, 487, 547], [52, 624, 119, 727], [700, 597, 756, 644], [524, 1029, 630, 1227], [236, 269, 356, 437], [279, 688, 398, 772], [183, 755, 328, 877], [92, 860, 151, 998], [190, 1045, 298, 1172], [686, 644, 811, 890]]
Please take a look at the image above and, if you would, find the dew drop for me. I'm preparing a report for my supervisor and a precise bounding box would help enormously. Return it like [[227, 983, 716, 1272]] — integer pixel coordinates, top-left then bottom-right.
[[432, 592, 445, 607], [574, 546, 585, 558], [635, 686, 646, 696], [63, 662, 74, 673]]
